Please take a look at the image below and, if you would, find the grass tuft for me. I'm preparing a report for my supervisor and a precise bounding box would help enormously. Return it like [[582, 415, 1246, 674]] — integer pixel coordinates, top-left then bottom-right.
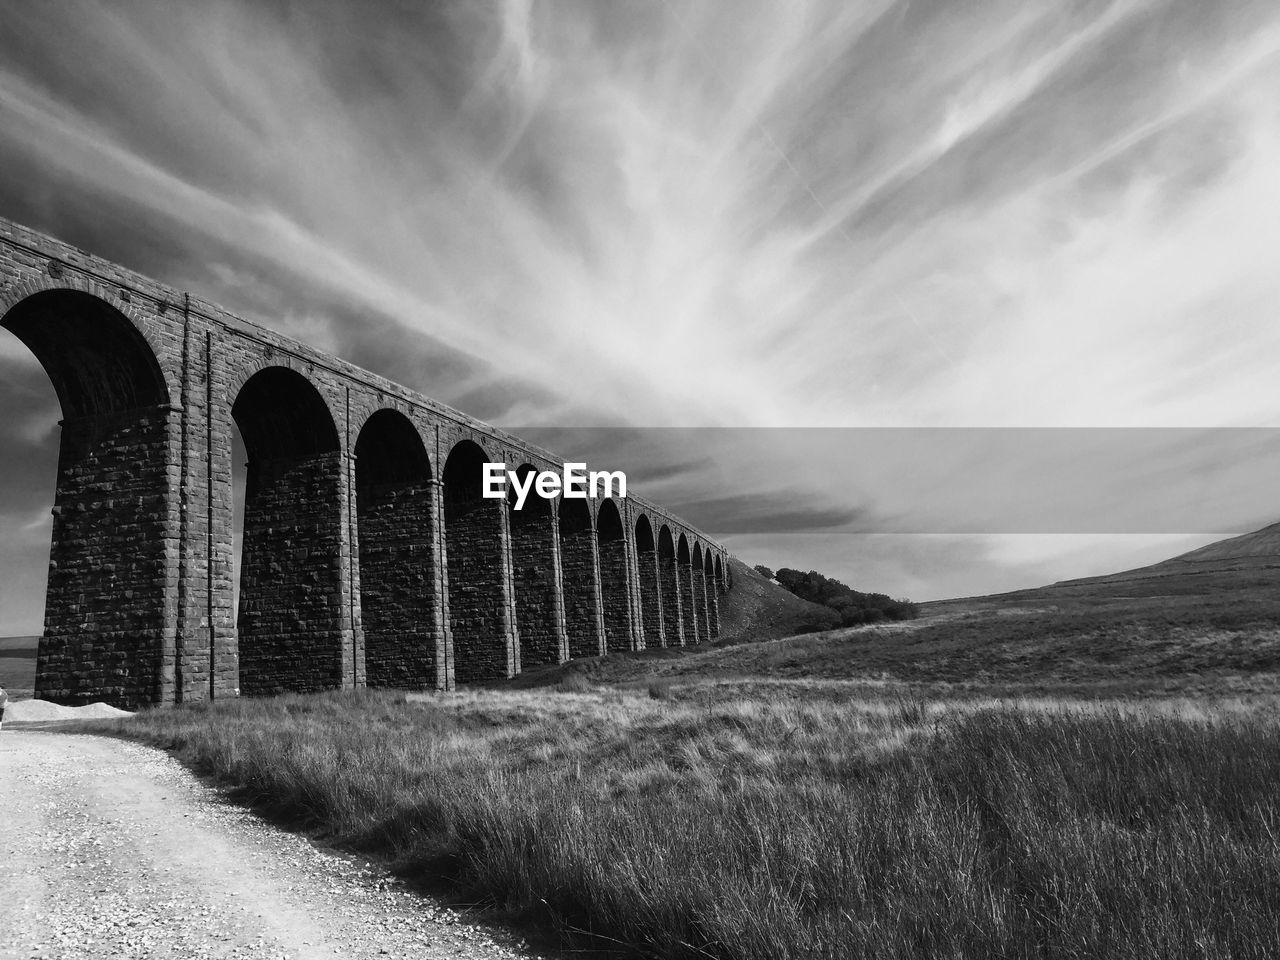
[[95, 690, 1280, 959], [647, 678, 674, 701]]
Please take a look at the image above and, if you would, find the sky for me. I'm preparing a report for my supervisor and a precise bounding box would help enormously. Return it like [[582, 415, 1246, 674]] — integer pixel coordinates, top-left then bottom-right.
[[3, 0, 1280, 633]]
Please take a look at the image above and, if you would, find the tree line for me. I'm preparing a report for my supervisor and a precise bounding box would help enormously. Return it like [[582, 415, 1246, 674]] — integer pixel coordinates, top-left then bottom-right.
[[755, 565, 919, 626]]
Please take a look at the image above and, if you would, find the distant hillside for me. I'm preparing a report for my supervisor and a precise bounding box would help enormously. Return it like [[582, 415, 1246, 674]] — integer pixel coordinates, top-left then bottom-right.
[[927, 522, 1280, 614], [1169, 522, 1280, 563], [715, 558, 840, 643], [1056, 522, 1280, 591], [515, 523, 1280, 698]]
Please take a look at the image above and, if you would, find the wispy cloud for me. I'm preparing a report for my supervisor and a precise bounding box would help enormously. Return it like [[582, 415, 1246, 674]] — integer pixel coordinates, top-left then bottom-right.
[[2, 0, 1280, 628]]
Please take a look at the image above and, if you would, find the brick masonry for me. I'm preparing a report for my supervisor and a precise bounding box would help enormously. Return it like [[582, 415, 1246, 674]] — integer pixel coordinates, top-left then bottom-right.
[[596, 499, 635, 653], [38, 408, 177, 708], [354, 409, 442, 690], [237, 451, 348, 695], [0, 216, 731, 707], [637, 547, 665, 648], [679, 562, 701, 645], [559, 498, 605, 660], [357, 480, 440, 689], [509, 500, 568, 667], [445, 498, 517, 683]]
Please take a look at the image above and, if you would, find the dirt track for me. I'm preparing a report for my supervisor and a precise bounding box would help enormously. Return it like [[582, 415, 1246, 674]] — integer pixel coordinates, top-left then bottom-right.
[[0, 731, 548, 959]]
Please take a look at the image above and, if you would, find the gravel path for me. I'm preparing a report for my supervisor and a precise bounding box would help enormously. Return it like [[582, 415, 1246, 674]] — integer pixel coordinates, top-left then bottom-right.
[[0, 731, 556, 960]]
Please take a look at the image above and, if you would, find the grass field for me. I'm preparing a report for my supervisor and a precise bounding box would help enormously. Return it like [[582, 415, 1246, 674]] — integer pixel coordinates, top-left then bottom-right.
[[504, 585, 1280, 700], [93, 685, 1280, 959], [43, 530, 1280, 956]]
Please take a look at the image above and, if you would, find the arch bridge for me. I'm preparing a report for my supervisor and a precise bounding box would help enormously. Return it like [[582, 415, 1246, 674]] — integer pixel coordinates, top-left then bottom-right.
[[0, 217, 731, 708]]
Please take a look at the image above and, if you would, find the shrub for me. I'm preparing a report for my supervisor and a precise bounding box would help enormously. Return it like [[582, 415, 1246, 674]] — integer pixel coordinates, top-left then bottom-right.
[[775, 567, 919, 622], [647, 678, 674, 700], [555, 672, 594, 693]]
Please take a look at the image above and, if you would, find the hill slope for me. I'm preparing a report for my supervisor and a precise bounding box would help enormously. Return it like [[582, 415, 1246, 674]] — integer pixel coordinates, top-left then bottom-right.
[[544, 523, 1280, 698], [715, 558, 840, 643], [1054, 522, 1280, 593], [928, 522, 1280, 614]]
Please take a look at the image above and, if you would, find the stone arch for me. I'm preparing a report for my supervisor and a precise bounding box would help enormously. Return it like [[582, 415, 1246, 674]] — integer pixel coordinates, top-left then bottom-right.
[[634, 514, 663, 648], [233, 366, 340, 456], [559, 494, 603, 658], [691, 543, 710, 643], [1, 288, 170, 416], [677, 533, 700, 645], [1, 288, 176, 708], [657, 524, 683, 646], [356, 409, 432, 481], [355, 409, 440, 689], [225, 352, 333, 417], [596, 498, 633, 653], [349, 400, 423, 457], [231, 366, 347, 696], [443, 438, 517, 682], [508, 463, 567, 667], [0, 276, 177, 405], [714, 554, 725, 593]]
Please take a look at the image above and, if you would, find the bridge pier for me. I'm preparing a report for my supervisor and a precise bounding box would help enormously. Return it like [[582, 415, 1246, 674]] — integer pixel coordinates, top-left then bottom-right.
[[657, 527, 683, 646], [36, 405, 182, 709], [444, 496, 519, 682], [443, 440, 519, 683], [510, 491, 569, 667], [355, 413, 442, 691], [634, 517, 663, 648], [237, 451, 352, 694], [622, 508, 646, 650], [596, 499, 635, 653], [232, 367, 356, 697], [677, 537, 700, 645], [559, 497, 606, 659], [692, 546, 710, 643], [189, 334, 240, 704], [432, 479, 456, 688]]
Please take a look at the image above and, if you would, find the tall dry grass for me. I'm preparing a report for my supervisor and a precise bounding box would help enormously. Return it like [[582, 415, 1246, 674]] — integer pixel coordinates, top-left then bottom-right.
[[99, 688, 1280, 958]]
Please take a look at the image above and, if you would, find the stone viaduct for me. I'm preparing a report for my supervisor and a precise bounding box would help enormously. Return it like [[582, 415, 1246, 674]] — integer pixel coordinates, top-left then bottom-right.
[[0, 217, 732, 709]]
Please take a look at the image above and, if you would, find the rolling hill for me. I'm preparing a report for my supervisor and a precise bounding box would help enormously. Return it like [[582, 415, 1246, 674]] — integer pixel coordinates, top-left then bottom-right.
[[525, 522, 1280, 697], [715, 557, 840, 641], [933, 522, 1280, 613]]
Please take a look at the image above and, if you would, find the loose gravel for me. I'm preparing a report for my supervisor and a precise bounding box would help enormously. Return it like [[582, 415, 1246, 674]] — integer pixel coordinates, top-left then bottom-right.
[[0, 732, 557, 960], [5, 699, 132, 722]]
